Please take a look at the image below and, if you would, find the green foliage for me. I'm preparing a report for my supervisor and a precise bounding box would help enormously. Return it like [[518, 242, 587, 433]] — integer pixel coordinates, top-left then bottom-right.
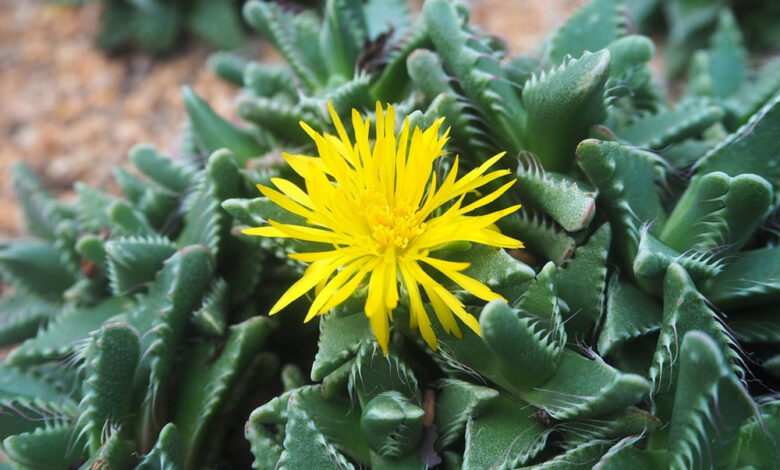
[[96, 0, 245, 55], [4, 0, 780, 468]]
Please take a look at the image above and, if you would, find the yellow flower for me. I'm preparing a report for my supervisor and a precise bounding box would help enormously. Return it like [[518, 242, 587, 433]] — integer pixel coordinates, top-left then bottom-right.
[[244, 102, 523, 353]]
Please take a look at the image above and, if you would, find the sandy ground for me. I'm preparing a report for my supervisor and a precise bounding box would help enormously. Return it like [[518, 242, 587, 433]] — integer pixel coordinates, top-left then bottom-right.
[[0, 0, 583, 237]]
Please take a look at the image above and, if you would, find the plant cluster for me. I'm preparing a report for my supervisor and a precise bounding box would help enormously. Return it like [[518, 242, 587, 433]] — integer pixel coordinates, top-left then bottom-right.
[[1, 0, 779, 468], [52, 0, 248, 54]]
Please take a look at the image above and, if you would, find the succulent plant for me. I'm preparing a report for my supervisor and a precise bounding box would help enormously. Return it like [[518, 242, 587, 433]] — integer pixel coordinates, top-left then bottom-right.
[[2, 0, 780, 469], [53, 0, 247, 54]]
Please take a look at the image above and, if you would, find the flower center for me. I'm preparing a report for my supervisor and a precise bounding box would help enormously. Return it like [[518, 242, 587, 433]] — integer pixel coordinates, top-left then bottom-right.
[[362, 194, 423, 250]]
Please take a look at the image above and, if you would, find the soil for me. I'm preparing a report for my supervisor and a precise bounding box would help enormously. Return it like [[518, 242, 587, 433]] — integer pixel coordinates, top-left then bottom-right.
[[0, 0, 584, 237]]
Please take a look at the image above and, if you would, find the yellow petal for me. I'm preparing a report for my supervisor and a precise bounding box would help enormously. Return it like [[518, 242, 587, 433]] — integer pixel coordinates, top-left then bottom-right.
[[242, 226, 290, 238], [422, 256, 504, 302]]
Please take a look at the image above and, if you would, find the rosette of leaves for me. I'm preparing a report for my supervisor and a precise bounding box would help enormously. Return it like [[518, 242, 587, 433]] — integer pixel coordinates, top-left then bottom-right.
[[227, 0, 779, 468], [2, 0, 780, 469]]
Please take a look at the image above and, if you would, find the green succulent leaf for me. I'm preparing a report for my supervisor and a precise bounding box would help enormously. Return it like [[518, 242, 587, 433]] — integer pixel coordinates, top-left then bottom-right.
[[243, 1, 328, 91], [242, 63, 297, 98], [462, 394, 550, 470], [129, 145, 192, 194], [452, 243, 536, 300], [701, 246, 780, 309], [577, 139, 667, 268], [660, 171, 773, 253], [191, 277, 229, 337], [725, 57, 780, 125], [182, 86, 267, 165], [488, 263, 566, 389], [0, 293, 57, 347], [248, 386, 369, 468], [514, 155, 597, 232], [187, 0, 244, 51], [208, 51, 247, 87], [519, 349, 650, 420], [598, 275, 662, 356], [0, 240, 77, 300], [178, 149, 242, 257], [173, 316, 274, 468], [78, 323, 140, 453], [517, 439, 611, 469], [0, 396, 76, 441], [360, 391, 424, 458], [632, 228, 723, 294], [10, 162, 73, 241], [125, 246, 214, 446], [593, 437, 667, 470], [649, 263, 742, 424], [694, 93, 780, 193], [728, 306, 780, 344], [434, 379, 499, 451], [238, 95, 316, 145], [557, 223, 611, 338], [105, 235, 177, 296], [736, 399, 780, 468], [612, 101, 724, 149], [2, 423, 88, 470], [500, 211, 577, 266], [423, 0, 526, 157], [547, 0, 625, 65], [563, 407, 661, 444], [136, 423, 184, 470], [8, 297, 131, 366], [311, 306, 372, 381], [351, 342, 421, 407], [687, 9, 747, 99], [523, 50, 611, 172], [668, 331, 756, 470]]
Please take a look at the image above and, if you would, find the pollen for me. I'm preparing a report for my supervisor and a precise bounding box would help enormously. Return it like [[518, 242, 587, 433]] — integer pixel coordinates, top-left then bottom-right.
[[362, 196, 423, 251]]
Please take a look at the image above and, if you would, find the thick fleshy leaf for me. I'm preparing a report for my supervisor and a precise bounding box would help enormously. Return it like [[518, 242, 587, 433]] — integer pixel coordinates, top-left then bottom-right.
[[612, 101, 724, 149], [598, 276, 662, 356], [136, 423, 184, 470], [557, 223, 611, 338], [423, 0, 526, 155], [78, 323, 140, 453], [129, 145, 192, 194], [577, 139, 667, 268], [0, 293, 57, 347], [701, 246, 780, 310], [182, 86, 267, 165], [434, 379, 499, 451], [106, 235, 177, 296], [694, 93, 780, 193], [311, 306, 372, 381], [514, 157, 597, 232], [660, 172, 773, 253], [0, 240, 77, 300], [173, 317, 274, 468], [649, 263, 742, 423], [546, 0, 625, 65], [500, 211, 577, 266], [523, 50, 611, 172], [351, 342, 421, 407], [8, 297, 131, 366], [462, 395, 550, 470], [519, 349, 650, 420], [2, 423, 88, 470], [668, 331, 756, 470]]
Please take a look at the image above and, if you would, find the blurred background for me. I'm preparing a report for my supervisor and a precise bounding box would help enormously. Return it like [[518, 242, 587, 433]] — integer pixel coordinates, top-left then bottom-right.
[[0, 0, 586, 238]]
